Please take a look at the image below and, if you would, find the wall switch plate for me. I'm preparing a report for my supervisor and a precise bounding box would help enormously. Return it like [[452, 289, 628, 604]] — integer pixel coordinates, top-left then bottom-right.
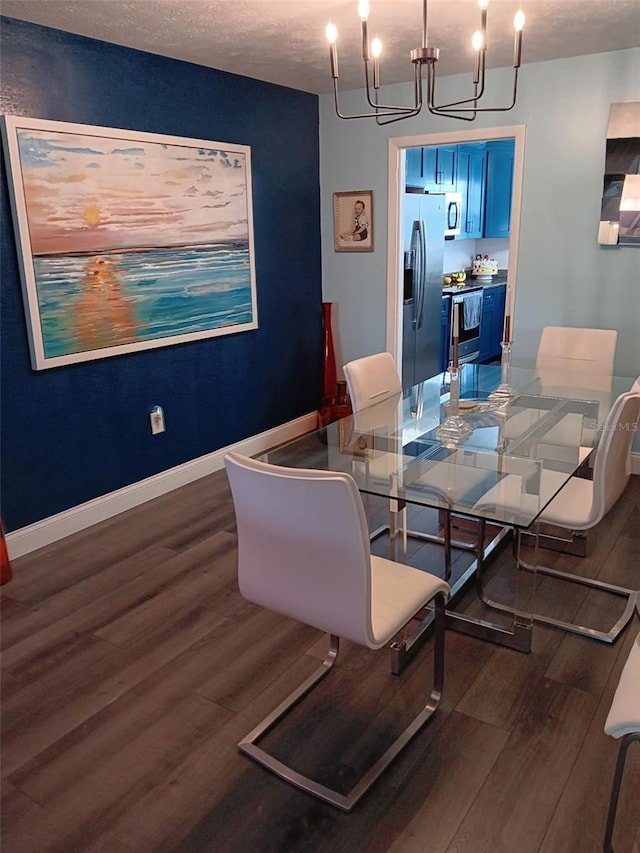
[[150, 405, 165, 435]]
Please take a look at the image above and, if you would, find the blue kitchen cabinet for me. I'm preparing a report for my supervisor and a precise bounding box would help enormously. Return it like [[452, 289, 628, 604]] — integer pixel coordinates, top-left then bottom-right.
[[406, 147, 424, 187], [484, 140, 515, 238], [457, 143, 486, 239], [492, 284, 506, 356], [422, 147, 438, 188], [478, 284, 506, 362], [440, 296, 451, 372], [406, 145, 458, 192], [434, 145, 458, 192]]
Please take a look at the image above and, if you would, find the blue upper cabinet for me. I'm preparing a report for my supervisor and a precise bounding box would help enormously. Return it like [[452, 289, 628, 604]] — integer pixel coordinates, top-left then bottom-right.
[[457, 143, 486, 239], [484, 139, 515, 238], [405, 145, 458, 192], [407, 140, 514, 240], [433, 145, 458, 192], [422, 147, 438, 188], [406, 147, 424, 187]]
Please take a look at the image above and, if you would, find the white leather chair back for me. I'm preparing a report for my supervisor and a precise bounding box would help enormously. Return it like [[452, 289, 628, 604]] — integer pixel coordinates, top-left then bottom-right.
[[343, 353, 402, 412], [591, 391, 640, 525], [224, 451, 379, 648], [535, 326, 617, 391], [605, 630, 640, 739]]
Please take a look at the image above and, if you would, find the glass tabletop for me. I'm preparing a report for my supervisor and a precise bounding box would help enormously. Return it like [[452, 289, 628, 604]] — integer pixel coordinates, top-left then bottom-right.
[[260, 365, 636, 530]]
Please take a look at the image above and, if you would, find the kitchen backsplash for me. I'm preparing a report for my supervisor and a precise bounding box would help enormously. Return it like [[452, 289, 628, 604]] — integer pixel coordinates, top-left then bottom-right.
[[444, 237, 509, 273]]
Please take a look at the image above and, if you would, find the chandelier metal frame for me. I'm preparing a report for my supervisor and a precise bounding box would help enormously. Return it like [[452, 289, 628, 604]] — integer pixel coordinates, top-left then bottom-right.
[[326, 0, 525, 125]]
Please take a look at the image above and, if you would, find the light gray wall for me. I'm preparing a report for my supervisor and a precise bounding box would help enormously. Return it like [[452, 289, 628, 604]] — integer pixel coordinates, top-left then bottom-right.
[[319, 49, 640, 378]]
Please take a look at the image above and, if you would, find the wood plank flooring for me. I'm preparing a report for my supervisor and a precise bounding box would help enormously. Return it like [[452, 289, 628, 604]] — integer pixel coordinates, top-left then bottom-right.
[[2, 471, 639, 852]]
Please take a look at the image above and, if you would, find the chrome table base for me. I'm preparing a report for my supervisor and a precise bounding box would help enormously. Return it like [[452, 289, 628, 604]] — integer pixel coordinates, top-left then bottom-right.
[[389, 522, 529, 676]]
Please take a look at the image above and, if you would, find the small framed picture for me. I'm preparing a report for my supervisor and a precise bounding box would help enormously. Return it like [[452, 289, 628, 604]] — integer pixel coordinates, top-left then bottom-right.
[[333, 190, 374, 252]]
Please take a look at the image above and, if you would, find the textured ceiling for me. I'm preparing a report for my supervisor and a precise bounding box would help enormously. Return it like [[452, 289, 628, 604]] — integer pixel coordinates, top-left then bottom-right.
[[2, 0, 639, 94]]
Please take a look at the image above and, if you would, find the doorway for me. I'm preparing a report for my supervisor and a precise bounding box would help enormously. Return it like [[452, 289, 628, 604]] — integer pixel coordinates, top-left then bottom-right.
[[385, 125, 525, 377]]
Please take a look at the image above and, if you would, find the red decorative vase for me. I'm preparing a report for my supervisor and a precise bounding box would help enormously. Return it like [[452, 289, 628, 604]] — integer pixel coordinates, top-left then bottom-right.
[[322, 302, 337, 403], [318, 303, 353, 427], [0, 518, 12, 585]]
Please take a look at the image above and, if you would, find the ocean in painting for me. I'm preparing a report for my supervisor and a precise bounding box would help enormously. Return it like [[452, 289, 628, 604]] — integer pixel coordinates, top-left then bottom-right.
[[32, 242, 255, 358]]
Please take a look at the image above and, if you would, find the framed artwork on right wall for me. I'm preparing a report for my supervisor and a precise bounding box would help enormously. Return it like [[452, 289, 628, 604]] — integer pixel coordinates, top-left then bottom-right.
[[598, 101, 640, 246]]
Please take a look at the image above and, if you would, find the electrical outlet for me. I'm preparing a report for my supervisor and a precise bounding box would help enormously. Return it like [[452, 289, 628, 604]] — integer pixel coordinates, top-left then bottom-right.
[[150, 405, 165, 435]]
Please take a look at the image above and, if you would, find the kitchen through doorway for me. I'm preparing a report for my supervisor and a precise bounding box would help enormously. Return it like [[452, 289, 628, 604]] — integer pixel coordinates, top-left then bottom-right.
[[386, 125, 525, 383]]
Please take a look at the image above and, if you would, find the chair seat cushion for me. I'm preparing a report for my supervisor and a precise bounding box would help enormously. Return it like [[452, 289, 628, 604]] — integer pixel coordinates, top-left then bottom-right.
[[539, 474, 594, 530], [604, 632, 640, 738], [472, 468, 572, 526], [370, 556, 448, 647], [411, 457, 499, 510]]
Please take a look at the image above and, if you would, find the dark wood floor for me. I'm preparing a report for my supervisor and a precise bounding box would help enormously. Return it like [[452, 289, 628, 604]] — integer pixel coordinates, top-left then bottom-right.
[[2, 469, 639, 853]]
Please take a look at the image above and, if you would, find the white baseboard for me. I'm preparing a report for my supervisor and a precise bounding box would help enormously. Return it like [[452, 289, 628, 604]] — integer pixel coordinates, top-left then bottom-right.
[[7, 429, 640, 560], [6, 412, 318, 560]]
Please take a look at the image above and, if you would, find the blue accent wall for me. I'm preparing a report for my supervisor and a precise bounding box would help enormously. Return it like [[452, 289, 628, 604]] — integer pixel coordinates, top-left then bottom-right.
[[0, 17, 322, 532]]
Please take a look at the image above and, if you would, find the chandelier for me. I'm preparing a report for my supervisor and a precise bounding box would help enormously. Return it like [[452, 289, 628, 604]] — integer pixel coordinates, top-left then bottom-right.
[[325, 0, 525, 125]]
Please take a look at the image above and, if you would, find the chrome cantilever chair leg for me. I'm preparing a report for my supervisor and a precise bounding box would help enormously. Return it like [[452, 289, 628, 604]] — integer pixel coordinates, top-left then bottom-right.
[[604, 732, 640, 853], [474, 528, 637, 643], [514, 552, 638, 644], [238, 592, 447, 812]]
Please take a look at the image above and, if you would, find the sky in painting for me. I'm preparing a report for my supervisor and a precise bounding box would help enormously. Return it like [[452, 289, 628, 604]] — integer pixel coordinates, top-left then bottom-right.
[[16, 128, 250, 255]]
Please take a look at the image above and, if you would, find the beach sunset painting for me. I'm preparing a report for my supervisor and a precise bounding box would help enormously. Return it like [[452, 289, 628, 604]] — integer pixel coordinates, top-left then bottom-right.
[[1, 117, 258, 369]]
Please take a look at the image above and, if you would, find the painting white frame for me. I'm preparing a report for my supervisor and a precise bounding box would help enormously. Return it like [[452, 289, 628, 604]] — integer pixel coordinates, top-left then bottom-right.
[[1, 116, 258, 370]]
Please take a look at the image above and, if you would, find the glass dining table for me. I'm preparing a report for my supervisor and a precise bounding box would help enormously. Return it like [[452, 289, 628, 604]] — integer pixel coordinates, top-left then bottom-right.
[[258, 364, 636, 672]]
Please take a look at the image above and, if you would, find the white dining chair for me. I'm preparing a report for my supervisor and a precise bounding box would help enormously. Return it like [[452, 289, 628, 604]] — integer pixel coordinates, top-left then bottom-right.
[[535, 326, 617, 381], [224, 450, 449, 812], [473, 388, 640, 642], [343, 353, 408, 545], [343, 352, 402, 408], [533, 326, 619, 467], [603, 630, 640, 852]]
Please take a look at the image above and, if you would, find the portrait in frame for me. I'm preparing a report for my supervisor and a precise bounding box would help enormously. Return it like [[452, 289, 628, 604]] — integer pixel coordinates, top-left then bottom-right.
[[333, 190, 374, 252], [1, 116, 258, 370]]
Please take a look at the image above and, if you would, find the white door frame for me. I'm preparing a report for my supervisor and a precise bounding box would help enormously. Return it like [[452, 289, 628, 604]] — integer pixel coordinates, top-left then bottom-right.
[[385, 125, 526, 371]]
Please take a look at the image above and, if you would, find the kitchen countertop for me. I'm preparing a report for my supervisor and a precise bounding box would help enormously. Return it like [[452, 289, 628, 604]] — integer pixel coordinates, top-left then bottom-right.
[[442, 269, 507, 295]]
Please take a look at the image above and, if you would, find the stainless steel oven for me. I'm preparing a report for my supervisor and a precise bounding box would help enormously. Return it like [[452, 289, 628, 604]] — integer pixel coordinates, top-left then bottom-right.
[[449, 288, 483, 364]]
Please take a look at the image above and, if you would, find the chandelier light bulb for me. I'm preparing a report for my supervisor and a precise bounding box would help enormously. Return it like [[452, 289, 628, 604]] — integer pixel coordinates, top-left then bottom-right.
[[358, 0, 370, 22], [471, 30, 484, 51], [513, 10, 524, 68], [478, 0, 489, 9], [326, 21, 339, 79], [371, 35, 382, 89]]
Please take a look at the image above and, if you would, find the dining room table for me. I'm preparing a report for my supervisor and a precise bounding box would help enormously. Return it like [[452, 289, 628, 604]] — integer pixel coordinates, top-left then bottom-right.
[[258, 363, 637, 673]]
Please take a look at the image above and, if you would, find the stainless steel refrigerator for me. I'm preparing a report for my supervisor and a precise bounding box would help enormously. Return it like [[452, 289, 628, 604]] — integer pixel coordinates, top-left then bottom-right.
[[401, 191, 447, 391]]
